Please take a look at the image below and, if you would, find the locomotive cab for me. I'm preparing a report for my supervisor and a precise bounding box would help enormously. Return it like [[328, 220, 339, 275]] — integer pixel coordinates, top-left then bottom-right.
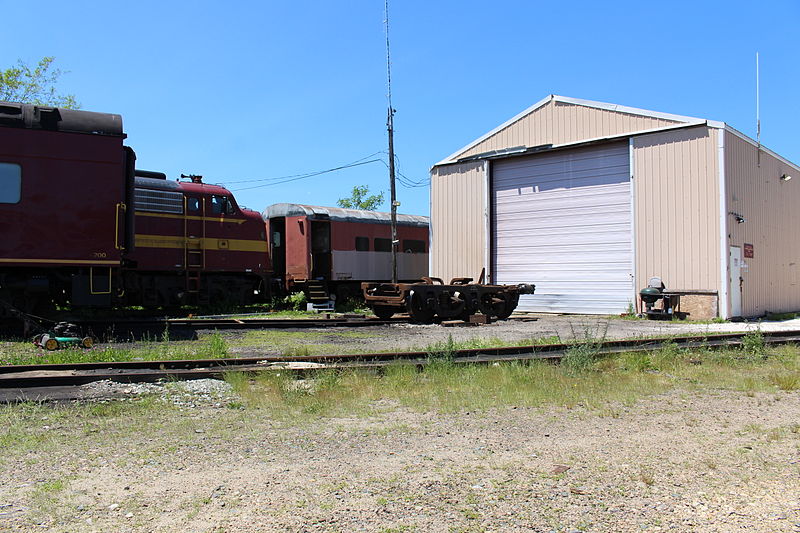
[[123, 173, 271, 307]]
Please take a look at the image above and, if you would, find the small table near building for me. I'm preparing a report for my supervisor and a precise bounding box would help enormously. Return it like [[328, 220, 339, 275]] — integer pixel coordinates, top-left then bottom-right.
[[640, 289, 719, 320]]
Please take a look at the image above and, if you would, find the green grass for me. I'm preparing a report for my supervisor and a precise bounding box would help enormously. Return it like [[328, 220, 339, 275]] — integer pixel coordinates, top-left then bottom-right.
[[0, 331, 233, 366], [222, 342, 800, 418], [0, 342, 797, 471]]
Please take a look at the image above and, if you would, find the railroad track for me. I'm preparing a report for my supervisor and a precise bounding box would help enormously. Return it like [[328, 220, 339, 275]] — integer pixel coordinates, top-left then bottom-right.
[[0, 314, 409, 340], [2, 329, 798, 402], [66, 315, 407, 341]]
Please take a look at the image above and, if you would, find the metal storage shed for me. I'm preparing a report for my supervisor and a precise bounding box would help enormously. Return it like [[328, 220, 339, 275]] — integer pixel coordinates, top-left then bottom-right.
[[430, 95, 800, 319]]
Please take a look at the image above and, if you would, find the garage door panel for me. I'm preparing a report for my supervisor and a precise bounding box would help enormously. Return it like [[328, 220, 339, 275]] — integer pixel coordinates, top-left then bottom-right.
[[495, 172, 628, 193], [496, 183, 630, 205], [496, 228, 631, 247], [495, 217, 632, 235], [492, 142, 633, 314], [495, 171, 629, 195]]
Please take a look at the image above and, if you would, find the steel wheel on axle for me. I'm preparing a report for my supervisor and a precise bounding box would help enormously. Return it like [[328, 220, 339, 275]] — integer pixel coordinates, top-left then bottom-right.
[[372, 305, 395, 320], [406, 290, 435, 324]]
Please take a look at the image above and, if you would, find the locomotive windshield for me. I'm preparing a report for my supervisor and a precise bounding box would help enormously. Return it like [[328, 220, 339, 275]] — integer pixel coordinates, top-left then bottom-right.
[[210, 195, 235, 215]]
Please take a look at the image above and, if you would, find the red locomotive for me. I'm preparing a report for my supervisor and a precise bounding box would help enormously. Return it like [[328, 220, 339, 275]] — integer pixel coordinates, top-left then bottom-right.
[[263, 203, 429, 305], [0, 102, 269, 316], [0, 101, 429, 318]]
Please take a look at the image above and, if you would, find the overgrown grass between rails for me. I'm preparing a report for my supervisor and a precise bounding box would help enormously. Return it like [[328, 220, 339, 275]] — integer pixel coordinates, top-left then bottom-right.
[[224, 342, 800, 418]]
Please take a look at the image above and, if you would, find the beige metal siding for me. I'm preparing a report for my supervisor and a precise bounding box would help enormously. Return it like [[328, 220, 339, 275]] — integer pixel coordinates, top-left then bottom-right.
[[457, 101, 680, 160], [725, 131, 800, 316], [633, 127, 720, 301], [430, 161, 486, 282]]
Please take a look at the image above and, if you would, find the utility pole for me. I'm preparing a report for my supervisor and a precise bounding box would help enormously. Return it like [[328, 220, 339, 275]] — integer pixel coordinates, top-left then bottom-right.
[[385, 0, 398, 283], [388, 107, 398, 283]]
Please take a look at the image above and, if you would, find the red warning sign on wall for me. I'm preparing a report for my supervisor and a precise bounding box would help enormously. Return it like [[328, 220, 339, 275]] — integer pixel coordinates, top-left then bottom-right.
[[744, 243, 754, 258]]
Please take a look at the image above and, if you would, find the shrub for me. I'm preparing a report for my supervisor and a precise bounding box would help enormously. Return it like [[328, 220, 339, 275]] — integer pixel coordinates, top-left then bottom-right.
[[284, 291, 307, 311], [742, 330, 766, 360]]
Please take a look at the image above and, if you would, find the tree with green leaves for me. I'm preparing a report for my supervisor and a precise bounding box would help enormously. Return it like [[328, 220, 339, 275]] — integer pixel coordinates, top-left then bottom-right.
[[0, 56, 79, 108], [337, 185, 385, 211]]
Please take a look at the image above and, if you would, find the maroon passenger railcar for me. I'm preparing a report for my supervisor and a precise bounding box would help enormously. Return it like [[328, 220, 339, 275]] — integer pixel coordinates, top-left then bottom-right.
[[262, 203, 429, 303]]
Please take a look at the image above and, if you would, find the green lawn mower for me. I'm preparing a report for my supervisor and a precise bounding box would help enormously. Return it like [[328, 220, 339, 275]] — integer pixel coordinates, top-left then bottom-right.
[[33, 322, 95, 351]]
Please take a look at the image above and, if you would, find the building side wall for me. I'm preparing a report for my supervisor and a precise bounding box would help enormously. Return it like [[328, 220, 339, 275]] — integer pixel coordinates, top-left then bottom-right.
[[457, 101, 680, 160], [725, 131, 800, 316], [633, 127, 721, 307], [430, 161, 486, 283]]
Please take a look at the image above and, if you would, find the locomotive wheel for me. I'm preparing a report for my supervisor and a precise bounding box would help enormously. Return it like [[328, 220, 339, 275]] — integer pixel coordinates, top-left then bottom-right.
[[81, 337, 95, 349], [406, 290, 435, 324], [372, 305, 395, 320]]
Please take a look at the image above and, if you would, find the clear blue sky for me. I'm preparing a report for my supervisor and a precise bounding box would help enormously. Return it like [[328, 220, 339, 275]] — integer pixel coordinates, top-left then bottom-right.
[[3, 1, 798, 216]]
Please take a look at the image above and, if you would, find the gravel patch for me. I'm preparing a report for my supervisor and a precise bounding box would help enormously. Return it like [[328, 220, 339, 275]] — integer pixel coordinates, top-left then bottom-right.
[[80, 378, 237, 408], [227, 314, 796, 357]]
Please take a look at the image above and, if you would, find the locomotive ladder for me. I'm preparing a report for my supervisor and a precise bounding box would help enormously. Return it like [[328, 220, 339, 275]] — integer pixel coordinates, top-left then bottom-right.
[[184, 197, 207, 305]]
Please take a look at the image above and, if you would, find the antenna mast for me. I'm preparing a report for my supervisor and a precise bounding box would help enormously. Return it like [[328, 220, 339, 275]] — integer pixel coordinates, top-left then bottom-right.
[[385, 0, 398, 283], [756, 52, 761, 166]]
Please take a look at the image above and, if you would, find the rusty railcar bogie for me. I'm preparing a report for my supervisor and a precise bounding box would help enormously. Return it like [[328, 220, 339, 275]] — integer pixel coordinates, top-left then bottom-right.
[[362, 275, 535, 323]]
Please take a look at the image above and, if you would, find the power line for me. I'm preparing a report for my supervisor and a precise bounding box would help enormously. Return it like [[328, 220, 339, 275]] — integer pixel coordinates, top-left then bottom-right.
[[217, 150, 428, 192], [225, 152, 384, 185], [225, 156, 384, 192]]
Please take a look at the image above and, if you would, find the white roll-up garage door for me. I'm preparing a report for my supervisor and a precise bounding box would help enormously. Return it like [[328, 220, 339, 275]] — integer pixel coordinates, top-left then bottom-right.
[[492, 142, 633, 314]]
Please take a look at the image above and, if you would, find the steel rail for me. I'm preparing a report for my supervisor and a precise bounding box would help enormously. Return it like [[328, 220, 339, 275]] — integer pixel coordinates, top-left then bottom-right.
[[2, 330, 799, 393], [76, 316, 403, 331]]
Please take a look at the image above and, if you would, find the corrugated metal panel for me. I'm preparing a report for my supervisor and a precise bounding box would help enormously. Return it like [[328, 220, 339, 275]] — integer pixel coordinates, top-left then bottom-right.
[[457, 101, 679, 160], [725, 130, 800, 316], [492, 142, 633, 314], [430, 161, 486, 283], [633, 127, 720, 301]]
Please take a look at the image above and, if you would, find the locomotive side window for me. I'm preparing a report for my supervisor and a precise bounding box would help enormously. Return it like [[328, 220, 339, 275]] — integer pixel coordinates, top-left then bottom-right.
[[211, 196, 235, 215], [403, 239, 426, 253], [374, 238, 392, 252], [355, 237, 369, 251], [0, 163, 21, 204], [187, 197, 200, 212]]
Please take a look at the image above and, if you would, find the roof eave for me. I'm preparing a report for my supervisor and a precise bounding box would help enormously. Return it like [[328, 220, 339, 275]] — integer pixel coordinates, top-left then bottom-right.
[[434, 121, 709, 168], [434, 94, 717, 167]]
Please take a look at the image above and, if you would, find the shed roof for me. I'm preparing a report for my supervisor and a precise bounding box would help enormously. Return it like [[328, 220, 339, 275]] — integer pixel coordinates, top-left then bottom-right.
[[261, 203, 429, 227], [436, 94, 718, 166], [435, 94, 800, 173]]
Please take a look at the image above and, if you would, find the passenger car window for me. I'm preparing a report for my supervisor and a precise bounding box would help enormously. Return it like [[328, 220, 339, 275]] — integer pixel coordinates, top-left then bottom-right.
[[403, 239, 426, 253], [374, 238, 392, 252], [355, 237, 369, 251], [0, 163, 21, 204]]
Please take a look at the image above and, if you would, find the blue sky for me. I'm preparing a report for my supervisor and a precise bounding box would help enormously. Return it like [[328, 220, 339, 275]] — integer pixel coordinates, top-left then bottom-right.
[[2, 1, 799, 216]]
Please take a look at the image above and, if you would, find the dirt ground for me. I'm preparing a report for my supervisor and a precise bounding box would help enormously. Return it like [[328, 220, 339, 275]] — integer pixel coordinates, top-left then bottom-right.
[[2, 315, 800, 532], [1, 389, 799, 532]]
